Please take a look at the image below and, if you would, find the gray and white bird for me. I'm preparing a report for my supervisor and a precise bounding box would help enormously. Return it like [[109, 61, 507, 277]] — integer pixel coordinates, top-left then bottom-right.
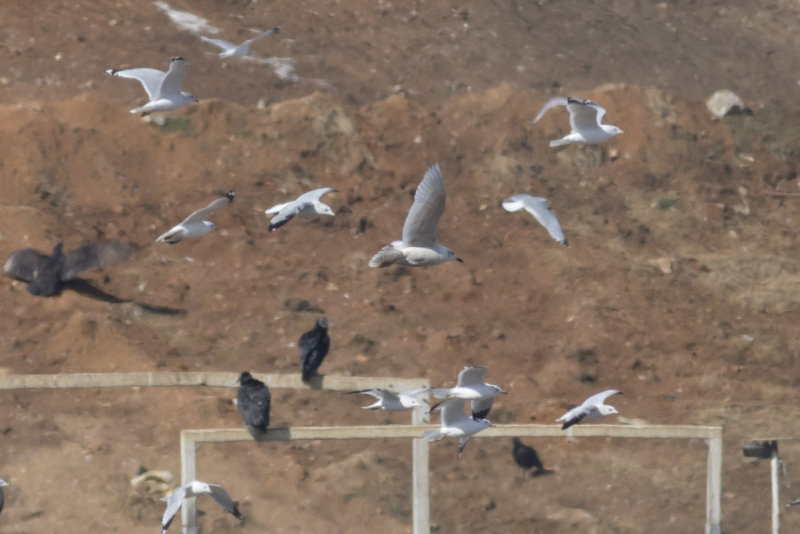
[[532, 97, 623, 147], [105, 56, 198, 115], [423, 397, 491, 455], [4, 241, 131, 297], [201, 27, 281, 58], [430, 366, 506, 419], [299, 317, 330, 383], [787, 498, 800, 507], [160, 480, 242, 533], [556, 389, 622, 430], [265, 187, 337, 231], [156, 190, 235, 244], [369, 163, 463, 268], [502, 193, 569, 247], [0, 479, 9, 516], [347, 388, 428, 411], [236, 372, 271, 439]]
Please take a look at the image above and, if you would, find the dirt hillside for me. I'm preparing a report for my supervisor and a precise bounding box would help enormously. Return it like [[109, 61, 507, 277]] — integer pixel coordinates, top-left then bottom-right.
[[1, 1, 800, 533]]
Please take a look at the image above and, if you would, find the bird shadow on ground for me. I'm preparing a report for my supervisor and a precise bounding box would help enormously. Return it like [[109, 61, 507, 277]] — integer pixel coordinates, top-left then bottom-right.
[[62, 279, 187, 315]]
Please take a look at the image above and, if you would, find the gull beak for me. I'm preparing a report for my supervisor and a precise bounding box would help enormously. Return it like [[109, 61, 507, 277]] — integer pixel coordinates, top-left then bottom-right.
[[193, 97, 199, 103], [456, 257, 464, 263]]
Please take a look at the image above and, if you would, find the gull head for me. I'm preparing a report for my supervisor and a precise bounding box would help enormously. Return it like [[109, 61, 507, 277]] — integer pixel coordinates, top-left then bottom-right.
[[0, 479, 8, 487], [599, 405, 618, 416], [603, 125, 624, 137], [318, 204, 335, 217], [402, 397, 422, 409], [440, 246, 462, 264]]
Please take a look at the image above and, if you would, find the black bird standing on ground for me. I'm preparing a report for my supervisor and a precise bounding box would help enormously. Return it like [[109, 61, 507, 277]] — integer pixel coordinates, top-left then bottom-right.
[[299, 317, 330, 382], [3, 241, 131, 296], [512, 438, 552, 477], [236, 372, 271, 439]]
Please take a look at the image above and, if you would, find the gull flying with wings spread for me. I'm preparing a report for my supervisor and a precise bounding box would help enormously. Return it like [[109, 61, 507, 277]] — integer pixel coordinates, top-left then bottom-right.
[[105, 56, 198, 115], [423, 397, 491, 456], [369, 163, 462, 268], [532, 97, 623, 147], [156, 190, 235, 244], [265, 187, 337, 232], [556, 389, 622, 430], [160, 480, 242, 533], [347, 388, 428, 411], [201, 26, 281, 58], [430, 366, 506, 419], [502, 193, 569, 247]]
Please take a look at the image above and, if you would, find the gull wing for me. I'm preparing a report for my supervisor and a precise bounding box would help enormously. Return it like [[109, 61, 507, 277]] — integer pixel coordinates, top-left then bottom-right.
[[438, 397, 469, 427], [160, 485, 187, 533], [567, 98, 605, 132], [532, 97, 568, 124], [182, 191, 235, 225], [200, 36, 236, 52], [456, 366, 489, 387], [584, 389, 622, 406], [296, 187, 337, 204], [206, 484, 242, 520], [471, 397, 495, 419], [61, 242, 131, 281], [399, 387, 429, 398], [158, 57, 190, 99], [268, 203, 302, 231], [402, 164, 446, 247], [3, 248, 51, 282], [242, 26, 281, 47], [106, 67, 165, 101], [348, 388, 398, 402], [504, 194, 568, 246]]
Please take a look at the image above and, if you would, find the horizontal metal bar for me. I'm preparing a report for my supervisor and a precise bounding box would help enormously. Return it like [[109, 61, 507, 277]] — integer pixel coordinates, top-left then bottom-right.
[[182, 423, 723, 444], [0, 372, 428, 392]]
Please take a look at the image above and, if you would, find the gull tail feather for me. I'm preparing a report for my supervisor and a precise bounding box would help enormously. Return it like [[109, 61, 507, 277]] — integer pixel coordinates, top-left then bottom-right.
[[368, 246, 404, 268], [423, 429, 443, 442]]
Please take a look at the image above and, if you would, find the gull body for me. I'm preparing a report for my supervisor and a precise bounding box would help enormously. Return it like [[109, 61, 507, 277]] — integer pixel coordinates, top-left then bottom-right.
[[502, 193, 569, 247], [423, 397, 491, 455], [556, 389, 622, 430], [105, 56, 197, 115], [160, 480, 242, 533], [533, 97, 622, 147], [430, 366, 506, 419], [265, 187, 337, 231], [157, 190, 235, 244], [369, 163, 462, 268], [347, 388, 427, 411], [4, 241, 131, 297], [201, 26, 280, 58]]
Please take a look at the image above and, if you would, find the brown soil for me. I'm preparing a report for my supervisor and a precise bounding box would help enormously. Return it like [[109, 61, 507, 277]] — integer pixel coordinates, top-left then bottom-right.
[[2, 1, 800, 533]]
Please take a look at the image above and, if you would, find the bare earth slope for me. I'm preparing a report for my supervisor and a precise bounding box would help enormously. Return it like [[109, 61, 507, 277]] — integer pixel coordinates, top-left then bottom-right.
[[1, 1, 800, 533]]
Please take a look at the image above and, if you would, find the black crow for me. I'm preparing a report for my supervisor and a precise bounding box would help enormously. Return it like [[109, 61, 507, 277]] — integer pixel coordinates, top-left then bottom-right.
[[299, 317, 330, 382], [236, 372, 270, 439]]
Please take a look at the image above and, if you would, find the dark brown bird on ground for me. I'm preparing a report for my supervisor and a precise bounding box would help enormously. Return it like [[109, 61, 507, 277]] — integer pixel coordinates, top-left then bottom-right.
[[299, 317, 330, 382], [512, 438, 552, 477], [236, 372, 271, 439]]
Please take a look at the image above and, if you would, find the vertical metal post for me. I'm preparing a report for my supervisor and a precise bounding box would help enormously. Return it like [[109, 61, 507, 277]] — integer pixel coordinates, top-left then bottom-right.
[[411, 392, 430, 534], [771, 446, 780, 534], [705, 431, 722, 534], [180, 430, 199, 534]]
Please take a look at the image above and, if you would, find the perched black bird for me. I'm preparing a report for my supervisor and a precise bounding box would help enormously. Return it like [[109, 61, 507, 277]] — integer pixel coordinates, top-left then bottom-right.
[[512, 438, 551, 476], [299, 317, 330, 382], [236, 372, 271, 439], [3, 241, 131, 296]]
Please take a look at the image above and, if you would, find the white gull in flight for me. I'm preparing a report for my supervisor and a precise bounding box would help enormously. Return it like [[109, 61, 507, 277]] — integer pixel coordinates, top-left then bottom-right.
[[533, 97, 623, 147], [423, 397, 491, 455], [160, 480, 242, 533], [430, 366, 505, 419], [347, 388, 428, 411], [502, 193, 569, 247], [556, 389, 622, 430], [105, 56, 198, 115], [201, 27, 281, 58], [369, 163, 462, 268], [156, 190, 235, 244], [265, 187, 337, 232]]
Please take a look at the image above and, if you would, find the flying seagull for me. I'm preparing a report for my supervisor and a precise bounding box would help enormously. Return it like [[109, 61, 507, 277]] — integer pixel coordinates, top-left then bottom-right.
[[4, 241, 131, 297], [0, 479, 8, 516], [105, 56, 198, 115], [347, 388, 428, 411], [369, 163, 463, 268], [512, 438, 552, 477], [430, 366, 506, 419], [160, 480, 242, 533], [265, 187, 337, 232], [156, 190, 235, 244], [532, 97, 623, 147], [556, 389, 622, 430], [201, 26, 281, 58], [423, 397, 491, 456], [502, 194, 569, 247], [299, 317, 330, 383], [236, 372, 271, 439], [787, 498, 800, 507]]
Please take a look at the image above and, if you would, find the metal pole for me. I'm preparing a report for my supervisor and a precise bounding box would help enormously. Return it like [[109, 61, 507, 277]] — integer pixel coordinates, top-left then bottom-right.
[[411, 392, 430, 534], [771, 446, 780, 534]]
